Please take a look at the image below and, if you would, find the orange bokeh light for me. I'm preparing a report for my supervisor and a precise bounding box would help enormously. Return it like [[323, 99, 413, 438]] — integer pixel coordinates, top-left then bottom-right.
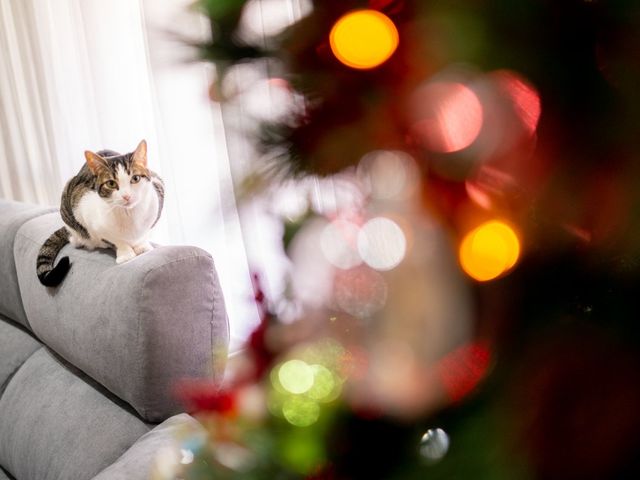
[[459, 220, 521, 281], [329, 10, 399, 70]]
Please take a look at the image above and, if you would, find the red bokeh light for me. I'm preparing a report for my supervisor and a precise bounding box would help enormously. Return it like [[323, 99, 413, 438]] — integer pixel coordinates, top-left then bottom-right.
[[437, 341, 491, 402], [494, 70, 541, 136]]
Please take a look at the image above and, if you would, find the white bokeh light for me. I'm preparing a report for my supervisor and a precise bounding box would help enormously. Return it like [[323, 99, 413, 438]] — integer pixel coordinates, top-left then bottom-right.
[[357, 217, 407, 271], [320, 220, 362, 269], [357, 150, 419, 200], [419, 428, 450, 463]]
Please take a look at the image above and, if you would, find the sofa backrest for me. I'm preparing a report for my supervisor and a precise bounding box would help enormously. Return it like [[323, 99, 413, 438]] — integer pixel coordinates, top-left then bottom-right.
[[0, 200, 56, 327]]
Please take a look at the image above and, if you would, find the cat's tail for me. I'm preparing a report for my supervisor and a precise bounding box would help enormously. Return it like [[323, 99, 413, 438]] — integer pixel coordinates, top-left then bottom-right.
[[37, 227, 71, 287]]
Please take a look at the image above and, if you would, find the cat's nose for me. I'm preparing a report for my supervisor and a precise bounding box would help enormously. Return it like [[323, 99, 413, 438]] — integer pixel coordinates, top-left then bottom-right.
[[122, 194, 131, 203]]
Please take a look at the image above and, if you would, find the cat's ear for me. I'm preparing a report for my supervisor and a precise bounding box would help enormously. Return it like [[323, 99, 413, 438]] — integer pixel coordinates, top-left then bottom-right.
[[132, 139, 147, 167], [84, 151, 108, 175]]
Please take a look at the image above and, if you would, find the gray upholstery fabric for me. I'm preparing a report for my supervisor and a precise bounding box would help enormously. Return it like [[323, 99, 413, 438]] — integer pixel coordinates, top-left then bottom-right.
[[0, 200, 229, 478], [13, 212, 229, 422], [0, 200, 55, 328], [93, 413, 206, 480], [0, 348, 150, 480], [0, 315, 41, 395], [0, 467, 13, 480]]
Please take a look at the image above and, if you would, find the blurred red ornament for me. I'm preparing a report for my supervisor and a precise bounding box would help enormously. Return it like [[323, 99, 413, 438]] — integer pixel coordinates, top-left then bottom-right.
[[437, 341, 491, 402], [248, 273, 277, 381], [176, 381, 236, 415]]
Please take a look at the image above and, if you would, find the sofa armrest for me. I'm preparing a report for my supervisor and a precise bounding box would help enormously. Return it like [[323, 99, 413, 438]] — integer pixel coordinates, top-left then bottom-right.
[[92, 414, 206, 480], [13, 212, 229, 422]]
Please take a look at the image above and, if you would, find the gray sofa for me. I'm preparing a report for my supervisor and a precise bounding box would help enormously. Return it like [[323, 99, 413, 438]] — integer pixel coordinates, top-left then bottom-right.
[[0, 199, 229, 479]]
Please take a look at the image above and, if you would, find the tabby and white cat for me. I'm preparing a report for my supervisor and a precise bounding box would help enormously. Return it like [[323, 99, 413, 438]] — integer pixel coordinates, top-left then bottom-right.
[[37, 140, 164, 286]]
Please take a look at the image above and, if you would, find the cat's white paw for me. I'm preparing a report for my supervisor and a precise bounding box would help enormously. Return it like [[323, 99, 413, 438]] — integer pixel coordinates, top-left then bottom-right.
[[133, 242, 153, 255], [115, 249, 137, 264]]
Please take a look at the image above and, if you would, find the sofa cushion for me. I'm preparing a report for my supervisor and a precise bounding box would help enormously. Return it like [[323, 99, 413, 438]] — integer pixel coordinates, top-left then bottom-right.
[[13, 212, 229, 422], [0, 200, 56, 328], [93, 413, 206, 480], [0, 315, 41, 395], [0, 348, 150, 480]]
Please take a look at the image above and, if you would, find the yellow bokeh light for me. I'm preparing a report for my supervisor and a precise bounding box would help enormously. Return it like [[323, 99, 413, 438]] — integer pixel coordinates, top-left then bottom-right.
[[459, 221, 521, 281], [278, 360, 315, 395], [329, 10, 399, 70]]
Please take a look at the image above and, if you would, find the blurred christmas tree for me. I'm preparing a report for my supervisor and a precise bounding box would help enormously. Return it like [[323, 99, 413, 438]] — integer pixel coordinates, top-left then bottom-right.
[[157, 0, 640, 478]]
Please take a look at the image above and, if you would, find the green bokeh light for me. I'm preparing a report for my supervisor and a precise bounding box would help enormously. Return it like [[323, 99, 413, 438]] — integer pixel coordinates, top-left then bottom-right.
[[278, 430, 325, 475], [266, 389, 286, 418], [282, 396, 320, 427], [269, 362, 287, 394], [302, 338, 346, 373], [307, 364, 339, 402]]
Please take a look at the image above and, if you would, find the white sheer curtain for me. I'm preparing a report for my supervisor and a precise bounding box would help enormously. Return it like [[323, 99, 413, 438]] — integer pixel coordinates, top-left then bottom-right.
[[0, 0, 261, 351]]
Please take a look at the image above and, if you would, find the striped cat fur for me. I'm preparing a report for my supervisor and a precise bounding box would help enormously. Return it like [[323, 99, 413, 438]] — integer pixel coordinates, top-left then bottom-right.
[[37, 140, 164, 287]]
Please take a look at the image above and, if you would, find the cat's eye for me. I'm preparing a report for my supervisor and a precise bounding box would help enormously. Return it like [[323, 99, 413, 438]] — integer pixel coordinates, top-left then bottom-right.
[[105, 180, 117, 189], [131, 175, 141, 184]]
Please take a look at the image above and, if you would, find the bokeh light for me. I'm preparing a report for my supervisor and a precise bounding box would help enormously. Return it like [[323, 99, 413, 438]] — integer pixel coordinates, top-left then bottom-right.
[[411, 81, 484, 153], [357, 150, 419, 200], [459, 220, 520, 281], [334, 266, 388, 318], [278, 430, 325, 474], [358, 217, 407, 270], [419, 428, 450, 463], [494, 70, 541, 136], [282, 396, 321, 427], [464, 165, 516, 210], [300, 338, 347, 378], [269, 347, 344, 427], [278, 360, 315, 394], [320, 219, 362, 269], [330, 9, 399, 69], [267, 388, 286, 418], [437, 341, 491, 402], [307, 364, 338, 402]]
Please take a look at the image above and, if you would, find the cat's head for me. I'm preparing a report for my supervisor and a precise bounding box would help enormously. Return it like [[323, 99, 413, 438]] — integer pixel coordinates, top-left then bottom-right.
[[84, 140, 152, 208]]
